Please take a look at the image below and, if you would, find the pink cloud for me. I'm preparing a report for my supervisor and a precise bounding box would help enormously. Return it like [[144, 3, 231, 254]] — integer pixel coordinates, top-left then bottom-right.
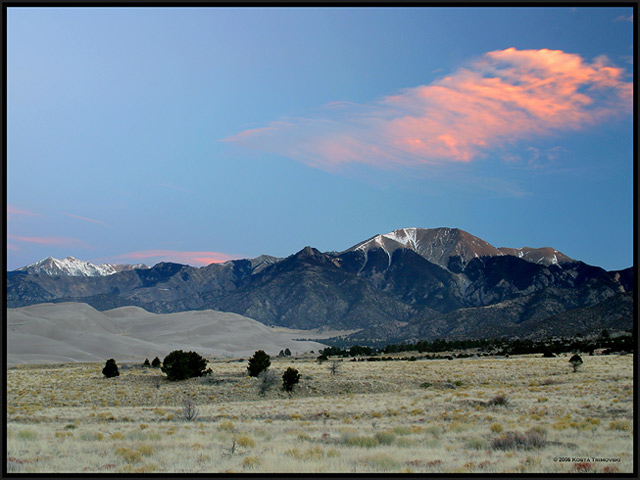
[[8, 234, 89, 248], [115, 249, 240, 267], [224, 48, 631, 168], [7, 205, 39, 218], [62, 212, 107, 225]]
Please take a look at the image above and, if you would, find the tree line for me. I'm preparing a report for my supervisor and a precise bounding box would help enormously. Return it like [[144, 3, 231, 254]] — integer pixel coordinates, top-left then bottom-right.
[[317, 329, 633, 359]]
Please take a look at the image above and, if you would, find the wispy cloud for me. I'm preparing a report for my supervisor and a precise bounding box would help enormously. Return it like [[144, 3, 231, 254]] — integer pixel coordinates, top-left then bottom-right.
[[158, 183, 193, 194], [613, 14, 633, 22], [114, 249, 240, 267], [502, 145, 567, 170], [224, 48, 631, 170], [7, 205, 39, 218], [62, 212, 108, 226], [8, 234, 89, 248]]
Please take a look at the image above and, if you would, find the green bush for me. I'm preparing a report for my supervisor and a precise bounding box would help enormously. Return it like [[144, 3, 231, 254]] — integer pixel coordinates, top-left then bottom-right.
[[343, 434, 379, 448], [151, 356, 161, 368], [282, 367, 301, 392], [161, 350, 211, 381], [247, 350, 271, 377], [143, 358, 151, 368], [102, 358, 119, 378], [374, 431, 396, 445]]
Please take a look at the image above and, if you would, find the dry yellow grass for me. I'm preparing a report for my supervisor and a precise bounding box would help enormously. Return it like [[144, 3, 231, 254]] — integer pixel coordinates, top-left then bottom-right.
[[6, 354, 634, 473]]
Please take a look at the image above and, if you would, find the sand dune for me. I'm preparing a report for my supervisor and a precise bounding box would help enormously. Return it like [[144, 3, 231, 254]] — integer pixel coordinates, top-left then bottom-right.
[[7, 302, 328, 365]]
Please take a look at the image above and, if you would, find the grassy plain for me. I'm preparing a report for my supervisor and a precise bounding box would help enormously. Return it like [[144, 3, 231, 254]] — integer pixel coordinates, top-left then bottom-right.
[[6, 353, 634, 473]]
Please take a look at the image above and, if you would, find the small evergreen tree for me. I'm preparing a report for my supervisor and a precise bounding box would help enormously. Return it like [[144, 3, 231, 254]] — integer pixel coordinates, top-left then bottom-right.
[[161, 350, 211, 381], [143, 358, 151, 368], [151, 356, 161, 368], [247, 350, 271, 377], [282, 367, 301, 393], [569, 354, 583, 373], [284, 348, 291, 357], [102, 358, 119, 378]]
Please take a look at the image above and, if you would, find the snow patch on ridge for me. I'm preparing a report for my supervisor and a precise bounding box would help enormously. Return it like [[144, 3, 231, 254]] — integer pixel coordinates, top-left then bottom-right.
[[17, 256, 148, 277], [385, 227, 418, 250]]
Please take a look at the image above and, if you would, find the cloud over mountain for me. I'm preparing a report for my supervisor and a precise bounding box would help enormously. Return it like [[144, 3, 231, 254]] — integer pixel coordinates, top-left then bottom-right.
[[114, 249, 240, 267], [224, 48, 631, 170]]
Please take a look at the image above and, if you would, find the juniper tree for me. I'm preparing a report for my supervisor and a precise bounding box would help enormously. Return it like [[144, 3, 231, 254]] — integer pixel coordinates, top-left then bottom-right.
[[161, 350, 211, 381], [282, 367, 301, 393], [247, 350, 271, 377], [102, 358, 119, 378], [569, 354, 583, 373]]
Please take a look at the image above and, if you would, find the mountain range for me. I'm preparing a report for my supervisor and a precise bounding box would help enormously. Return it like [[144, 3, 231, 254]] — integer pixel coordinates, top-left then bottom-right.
[[6, 227, 634, 343], [16, 256, 149, 277]]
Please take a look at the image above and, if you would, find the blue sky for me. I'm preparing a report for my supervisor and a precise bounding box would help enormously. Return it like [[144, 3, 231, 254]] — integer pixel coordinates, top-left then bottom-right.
[[6, 6, 635, 271]]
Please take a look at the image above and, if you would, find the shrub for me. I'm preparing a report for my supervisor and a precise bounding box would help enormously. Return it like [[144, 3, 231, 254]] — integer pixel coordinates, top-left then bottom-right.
[[328, 360, 342, 376], [257, 370, 278, 395], [115, 447, 142, 464], [161, 350, 211, 381], [363, 453, 401, 471], [464, 437, 488, 450], [490, 423, 503, 433], [374, 431, 396, 445], [242, 456, 261, 469], [608, 420, 630, 431], [181, 396, 199, 421], [282, 367, 301, 392], [247, 350, 271, 377], [490, 429, 547, 450], [102, 359, 119, 378], [572, 462, 593, 473], [236, 435, 256, 448], [343, 434, 379, 448], [143, 358, 151, 368], [151, 357, 161, 368], [17, 430, 37, 440], [487, 394, 510, 407]]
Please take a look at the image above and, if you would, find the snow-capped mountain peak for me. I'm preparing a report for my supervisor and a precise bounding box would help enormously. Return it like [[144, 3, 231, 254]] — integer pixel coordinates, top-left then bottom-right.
[[16, 256, 148, 277], [347, 227, 573, 270]]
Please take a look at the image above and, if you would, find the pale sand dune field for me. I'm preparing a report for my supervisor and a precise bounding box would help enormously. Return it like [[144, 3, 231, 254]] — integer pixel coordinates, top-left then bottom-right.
[[7, 303, 328, 364], [6, 353, 633, 473]]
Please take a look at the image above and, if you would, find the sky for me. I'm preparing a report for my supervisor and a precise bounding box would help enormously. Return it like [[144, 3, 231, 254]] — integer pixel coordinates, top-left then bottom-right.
[[6, 6, 635, 272]]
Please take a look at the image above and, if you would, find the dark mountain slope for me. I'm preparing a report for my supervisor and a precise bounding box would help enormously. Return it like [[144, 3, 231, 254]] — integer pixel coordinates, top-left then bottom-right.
[[6, 228, 634, 342]]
